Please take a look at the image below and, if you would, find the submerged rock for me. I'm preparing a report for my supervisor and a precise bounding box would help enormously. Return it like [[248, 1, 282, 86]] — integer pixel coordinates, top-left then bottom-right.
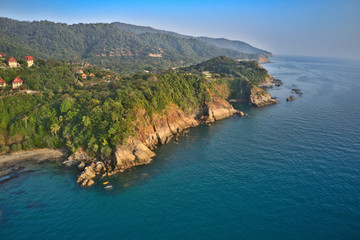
[[291, 88, 303, 96], [286, 95, 296, 101]]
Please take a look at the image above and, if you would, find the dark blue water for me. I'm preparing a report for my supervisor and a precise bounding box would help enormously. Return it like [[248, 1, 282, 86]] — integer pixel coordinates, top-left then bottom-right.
[[1, 56, 360, 239]]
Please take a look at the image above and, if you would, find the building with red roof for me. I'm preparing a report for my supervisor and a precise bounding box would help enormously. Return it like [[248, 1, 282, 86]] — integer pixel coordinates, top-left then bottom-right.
[[25, 56, 34, 67], [12, 77, 23, 89], [0, 77, 6, 87], [7, 57, 18, 68], [0, 53, 6, 59]]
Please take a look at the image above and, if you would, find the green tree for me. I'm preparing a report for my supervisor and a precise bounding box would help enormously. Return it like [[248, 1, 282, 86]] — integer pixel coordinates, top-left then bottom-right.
[[22, 115, 29, 129]]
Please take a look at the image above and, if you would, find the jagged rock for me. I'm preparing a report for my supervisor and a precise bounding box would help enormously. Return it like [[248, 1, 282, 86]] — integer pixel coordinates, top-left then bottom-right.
[[164, 135, 173, 144], [77, 166, 96, 186], [249, 86, 278, 107], [86, 179, 95, 186], [94, 161, 105, 174], [77, 162, 85, 170], [238, 111, 245, 117], [273, 79, 283, 86], [291, 88, 302, 96], [203, 90, 238, 123], [62, 159, 78, 167], [114, 137, 155, 171], [63, 148, 92, 167]]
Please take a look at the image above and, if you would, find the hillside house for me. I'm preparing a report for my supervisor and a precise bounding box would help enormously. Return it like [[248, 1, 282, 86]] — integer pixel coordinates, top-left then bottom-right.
[[89, 73, 95, 77], [0, 53, 6, 60], [81, 73, 87, 79], [0, 77, 6, 87], [7, 57, 18, 68], [25, 56, 34, 67], [12, 77, 23, 89]]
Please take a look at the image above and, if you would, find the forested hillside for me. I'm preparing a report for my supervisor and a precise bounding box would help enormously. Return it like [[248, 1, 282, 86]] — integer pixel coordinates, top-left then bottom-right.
[[0, 18, 268, 74], [180, 56, 268, 99], [0, 57, 270, 155], [114, 22, 271, 55]]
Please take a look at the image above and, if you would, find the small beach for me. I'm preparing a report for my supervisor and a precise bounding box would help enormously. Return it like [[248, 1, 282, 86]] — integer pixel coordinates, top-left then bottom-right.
[[0, 148, 67, 172]]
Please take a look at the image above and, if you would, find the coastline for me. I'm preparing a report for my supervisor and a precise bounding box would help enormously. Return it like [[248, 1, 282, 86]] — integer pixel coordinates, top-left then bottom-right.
[[0, 73, 279, 186]]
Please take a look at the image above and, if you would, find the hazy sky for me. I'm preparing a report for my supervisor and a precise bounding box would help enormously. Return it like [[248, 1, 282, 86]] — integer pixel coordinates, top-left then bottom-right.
[[1, 0, 359, 59]]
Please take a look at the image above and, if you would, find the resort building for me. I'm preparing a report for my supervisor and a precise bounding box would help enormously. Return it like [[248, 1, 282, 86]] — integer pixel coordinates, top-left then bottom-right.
[[0, 53, 6, 60], [7, 57, 18, 68], [89, 73, 95, 77], [81, 73, 87, 79], [12, 77, 23, 89], [0, 77, 6, 87], [25, 56, 34, 67]]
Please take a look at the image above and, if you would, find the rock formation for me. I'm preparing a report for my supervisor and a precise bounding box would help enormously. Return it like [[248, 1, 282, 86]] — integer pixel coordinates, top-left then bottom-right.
[[249, 86, 278, 107], [286, 95, 296, 101]]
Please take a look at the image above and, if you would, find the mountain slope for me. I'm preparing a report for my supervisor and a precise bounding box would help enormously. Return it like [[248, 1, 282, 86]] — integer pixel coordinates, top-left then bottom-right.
[[113, 22, 271, 55], [0, 18, 270, 74], [196, 37, 271, 55]]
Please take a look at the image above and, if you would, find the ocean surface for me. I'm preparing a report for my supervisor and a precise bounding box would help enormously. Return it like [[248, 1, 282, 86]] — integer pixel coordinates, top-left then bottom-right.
[[1, 56, 360, 239]]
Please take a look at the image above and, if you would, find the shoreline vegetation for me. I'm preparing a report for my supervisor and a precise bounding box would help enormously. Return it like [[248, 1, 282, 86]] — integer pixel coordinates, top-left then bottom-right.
[[0, 56, 279, 186]]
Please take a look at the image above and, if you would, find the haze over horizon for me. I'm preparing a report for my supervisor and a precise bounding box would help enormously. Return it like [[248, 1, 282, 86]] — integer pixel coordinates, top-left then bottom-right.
[[1, 0, 359, 59]]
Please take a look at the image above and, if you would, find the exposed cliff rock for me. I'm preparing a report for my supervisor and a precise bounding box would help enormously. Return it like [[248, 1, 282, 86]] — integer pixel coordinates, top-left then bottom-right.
[[114, 137, 155, 172], [203, 91, 239, 123], [249, 86, 278, 107]]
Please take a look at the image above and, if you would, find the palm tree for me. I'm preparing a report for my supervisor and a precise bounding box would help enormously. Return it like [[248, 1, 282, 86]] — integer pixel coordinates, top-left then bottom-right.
[[50, 123, 60, 138], [22, 116, 28, 129]]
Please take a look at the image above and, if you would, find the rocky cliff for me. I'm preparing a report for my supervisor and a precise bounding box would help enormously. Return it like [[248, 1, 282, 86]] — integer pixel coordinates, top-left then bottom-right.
[[249, 86, 278, 107], [74, 92, 240, 186]]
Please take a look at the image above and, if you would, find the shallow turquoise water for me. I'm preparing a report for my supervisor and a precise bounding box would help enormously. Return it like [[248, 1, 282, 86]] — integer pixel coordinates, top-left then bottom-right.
[[1, 56, 360, 239]]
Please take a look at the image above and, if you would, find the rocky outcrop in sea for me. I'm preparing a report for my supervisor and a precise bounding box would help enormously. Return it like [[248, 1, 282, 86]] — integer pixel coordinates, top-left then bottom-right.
[[249, 86, 278, 107]]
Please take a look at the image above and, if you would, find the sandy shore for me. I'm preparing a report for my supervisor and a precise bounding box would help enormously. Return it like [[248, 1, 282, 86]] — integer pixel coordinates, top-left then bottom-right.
[[0, 148, 68, 169]]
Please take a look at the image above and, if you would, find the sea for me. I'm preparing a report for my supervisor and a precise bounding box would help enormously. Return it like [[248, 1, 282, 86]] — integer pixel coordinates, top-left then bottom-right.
[[1, 56, 360, 239]]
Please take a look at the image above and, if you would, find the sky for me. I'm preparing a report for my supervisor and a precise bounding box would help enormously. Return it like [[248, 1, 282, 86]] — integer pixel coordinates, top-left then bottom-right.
[[1, 0, 360, 59]]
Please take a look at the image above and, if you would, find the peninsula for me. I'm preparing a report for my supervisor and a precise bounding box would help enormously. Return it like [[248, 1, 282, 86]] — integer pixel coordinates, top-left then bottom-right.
[[0, 18, 278, 185], [0, 55, 278, 185]]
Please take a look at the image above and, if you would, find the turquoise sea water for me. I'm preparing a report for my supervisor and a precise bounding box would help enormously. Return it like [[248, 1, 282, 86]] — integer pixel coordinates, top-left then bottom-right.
[[1, 56, 360, 239]]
